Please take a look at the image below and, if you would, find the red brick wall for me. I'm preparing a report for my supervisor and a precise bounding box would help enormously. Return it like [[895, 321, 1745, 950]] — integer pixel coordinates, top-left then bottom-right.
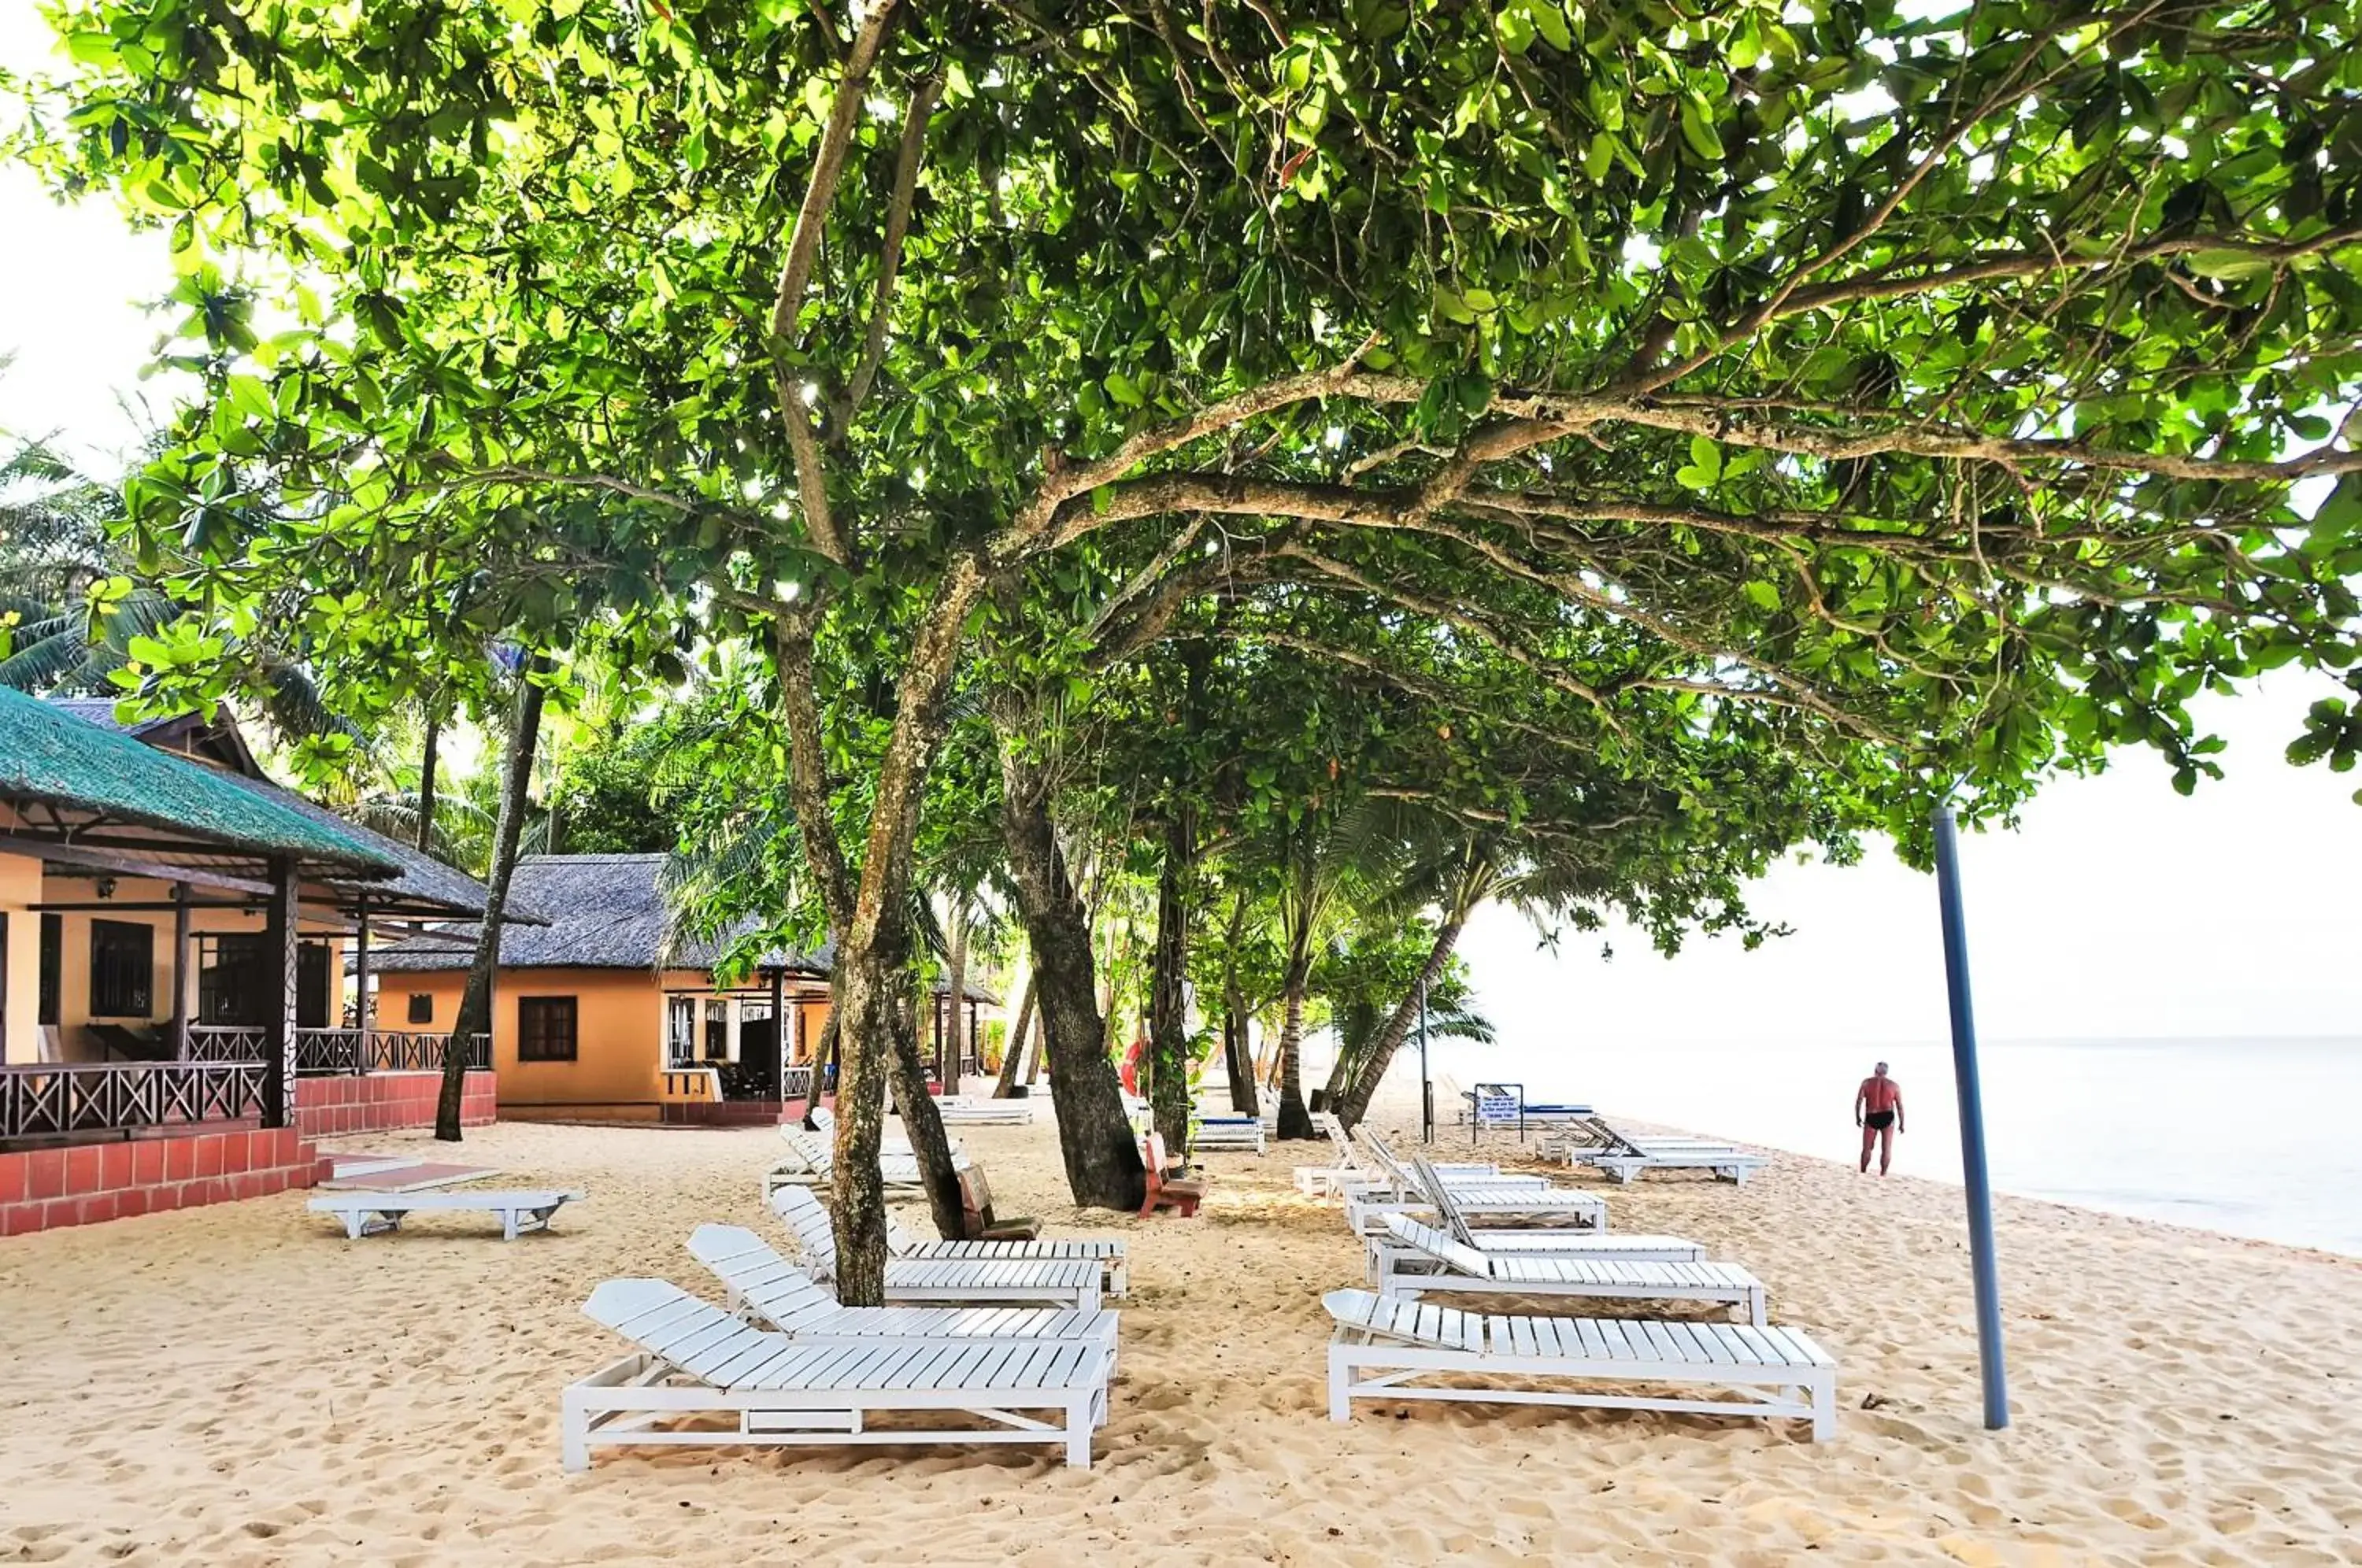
[[294, 1070, 496, 1139], [0, 1126, 328, 1237]]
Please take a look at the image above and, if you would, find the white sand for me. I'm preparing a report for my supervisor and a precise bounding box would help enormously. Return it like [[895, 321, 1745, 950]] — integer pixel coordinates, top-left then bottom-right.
[[2, 1093, 2359, 1566]]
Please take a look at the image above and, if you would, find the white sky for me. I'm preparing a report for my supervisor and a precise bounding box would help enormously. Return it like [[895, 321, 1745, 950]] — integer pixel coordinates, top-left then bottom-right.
[[1463, 677, 2362, 1047], [5, 13, 2359, 1045]]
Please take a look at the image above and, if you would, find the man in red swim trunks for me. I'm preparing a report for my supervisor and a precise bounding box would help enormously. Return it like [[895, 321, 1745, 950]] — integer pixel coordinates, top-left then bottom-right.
[[1855, 1063, 1904, 1174]]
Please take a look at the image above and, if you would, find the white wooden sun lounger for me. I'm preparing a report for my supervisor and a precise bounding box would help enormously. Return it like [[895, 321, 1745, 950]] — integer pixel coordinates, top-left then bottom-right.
[[1343, 1148, 1602, 1237], [687, 1225, 1120, 1369], [1301, 1112, 1494, 1196], [887, 1212, 1128, 1298], [1377, 1214, 1768, 1324], [309, 1188, 583, 1241], [1555, 1116, 1768, 1184], [764, 1128, 970, 1200], [563, 1278, 1110, 1470], [1364, 1228, 1709, 1289], [771, 1186, 1101, 1310], [927, 1096, 1035, 1126], [1323, 1288, 1834, 1440]]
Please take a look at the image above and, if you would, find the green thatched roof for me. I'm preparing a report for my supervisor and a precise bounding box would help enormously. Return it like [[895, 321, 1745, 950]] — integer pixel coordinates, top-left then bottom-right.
[[0, 686, 397, 875]]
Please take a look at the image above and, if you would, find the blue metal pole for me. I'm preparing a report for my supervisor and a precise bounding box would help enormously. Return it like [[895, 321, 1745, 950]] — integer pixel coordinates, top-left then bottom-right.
[[1932, 804, 2009, 1430]]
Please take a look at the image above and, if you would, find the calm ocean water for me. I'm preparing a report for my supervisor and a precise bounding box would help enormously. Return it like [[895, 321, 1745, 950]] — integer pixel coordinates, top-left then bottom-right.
[[1412, 1037, 2362, 1257]]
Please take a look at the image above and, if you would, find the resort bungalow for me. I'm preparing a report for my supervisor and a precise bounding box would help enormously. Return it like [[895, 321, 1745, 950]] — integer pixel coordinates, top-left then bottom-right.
[[369, 853, 994, 1124], [0, 689, 505, 1233]]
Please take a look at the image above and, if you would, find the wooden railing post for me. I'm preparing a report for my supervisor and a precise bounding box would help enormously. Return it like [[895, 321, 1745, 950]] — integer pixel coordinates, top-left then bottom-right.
[[354, 895, 372, 1075], [170, 882, 192, 1060], [262, 856, 299, 1128]]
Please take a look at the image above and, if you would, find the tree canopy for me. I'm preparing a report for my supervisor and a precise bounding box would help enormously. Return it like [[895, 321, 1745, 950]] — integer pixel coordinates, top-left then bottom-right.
[[16, 0, 2362, 1292]]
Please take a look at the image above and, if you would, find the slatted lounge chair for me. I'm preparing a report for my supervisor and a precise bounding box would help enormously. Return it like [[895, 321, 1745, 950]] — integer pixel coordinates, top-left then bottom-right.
[[890, 1200, 1130, 1297], [1301, 1117, 1516, 1199], [1322, 1287, 1834, 1440], [563, 1278, 1109, 1470], [771, 1186, 1101, 1310], [1376, 1214, 1767, 1324], [686, 1226, 1120, 1368], [928, 1096, 1035, 1125], [309, 1188, 583, 1241], [1559, 1116, 1768, 1184], [764, 1127, 970, 1200], [1363, 1227, 1709, 1289], [1343, 1137, 1598, 1237]]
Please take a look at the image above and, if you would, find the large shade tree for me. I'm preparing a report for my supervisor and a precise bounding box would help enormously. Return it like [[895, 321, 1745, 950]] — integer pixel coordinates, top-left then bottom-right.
[[20, 0, 2362, 1297]]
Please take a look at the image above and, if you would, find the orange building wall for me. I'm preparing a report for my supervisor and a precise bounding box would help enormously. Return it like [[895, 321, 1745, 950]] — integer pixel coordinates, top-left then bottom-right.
[[377, 966, 666, 1120], [0, 853, 344, 1066]]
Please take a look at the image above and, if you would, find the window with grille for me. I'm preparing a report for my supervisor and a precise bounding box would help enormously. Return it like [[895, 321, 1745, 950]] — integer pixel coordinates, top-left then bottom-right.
[[407, 993, 434, 1025], [517, 996, 578, 1062], [89, 919, 154, 1016]]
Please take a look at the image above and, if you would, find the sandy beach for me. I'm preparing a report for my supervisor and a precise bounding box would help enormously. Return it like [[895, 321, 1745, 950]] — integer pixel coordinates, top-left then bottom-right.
[[3, 1088, 2358, 1567]]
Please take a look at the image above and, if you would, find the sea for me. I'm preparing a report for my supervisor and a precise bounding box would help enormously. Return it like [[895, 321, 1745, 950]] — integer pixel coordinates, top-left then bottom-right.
[[1406, 1036, 2362, 1258]]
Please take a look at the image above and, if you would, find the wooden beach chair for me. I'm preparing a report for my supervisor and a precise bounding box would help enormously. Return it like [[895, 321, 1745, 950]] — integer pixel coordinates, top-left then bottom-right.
[[1375, 1214, 1768, 1324], [563, 1278, 1109, 1470], [1139, 1131, 1207, 1217], [1322, 1287, 1834, 1440], [308, 1188, 583, 1241], [770, 1186, 1102, 1310], [686, 1226, 1120, 1368]]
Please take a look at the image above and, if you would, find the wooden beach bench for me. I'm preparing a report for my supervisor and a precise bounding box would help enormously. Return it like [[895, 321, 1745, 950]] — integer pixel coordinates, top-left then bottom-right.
[[686, 1226, 1121, 1369], [771, 1186, 1102, 1310], [309, 1188, 583, 1241], [1342, 1138, 1600, 1237], [1377, 1215, 1768, 1325], [1323, 1288, 1834, 1440], [1191, 1113, 1267, 1156], [563, 1278, 1110, 1470]]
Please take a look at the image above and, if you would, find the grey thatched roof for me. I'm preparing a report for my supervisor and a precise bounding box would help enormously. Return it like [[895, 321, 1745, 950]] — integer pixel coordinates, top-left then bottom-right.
[[370, 853, 998, 1000], [42, 695, 516, 923], [214, 771, 531, 924], [2, 687, 395, 875], [369, 855, 824, 974]]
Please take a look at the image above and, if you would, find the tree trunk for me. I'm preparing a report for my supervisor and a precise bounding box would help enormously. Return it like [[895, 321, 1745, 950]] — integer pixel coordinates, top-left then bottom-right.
[[415, 711, 441, 855], [1146, 811, 1195, 1153], [773, 564, 987, 1306], [437, 659, 548, 1141], [942, 897, 968, 1093], [992, 971, 1035, 1097], [998, 732, 1145, 1209], [890, 995, 967, 1240], [1216, 890, 1257, 1114], [1223, 1000, 1257, 1116], [1273, 842, 1317, 1139], [1331, 909, 1471, 1130]]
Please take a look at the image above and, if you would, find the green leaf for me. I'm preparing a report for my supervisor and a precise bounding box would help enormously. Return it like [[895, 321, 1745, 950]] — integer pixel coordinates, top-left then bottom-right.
[[1103, 372, 1145, 407], [1679, 96, 1725, 162], [1742, 579, 1780, 612]]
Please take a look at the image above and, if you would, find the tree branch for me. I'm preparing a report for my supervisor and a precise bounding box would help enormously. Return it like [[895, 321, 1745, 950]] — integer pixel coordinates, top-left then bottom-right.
[[765, 0, 903, 565], [836, 70, 944, 430]]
